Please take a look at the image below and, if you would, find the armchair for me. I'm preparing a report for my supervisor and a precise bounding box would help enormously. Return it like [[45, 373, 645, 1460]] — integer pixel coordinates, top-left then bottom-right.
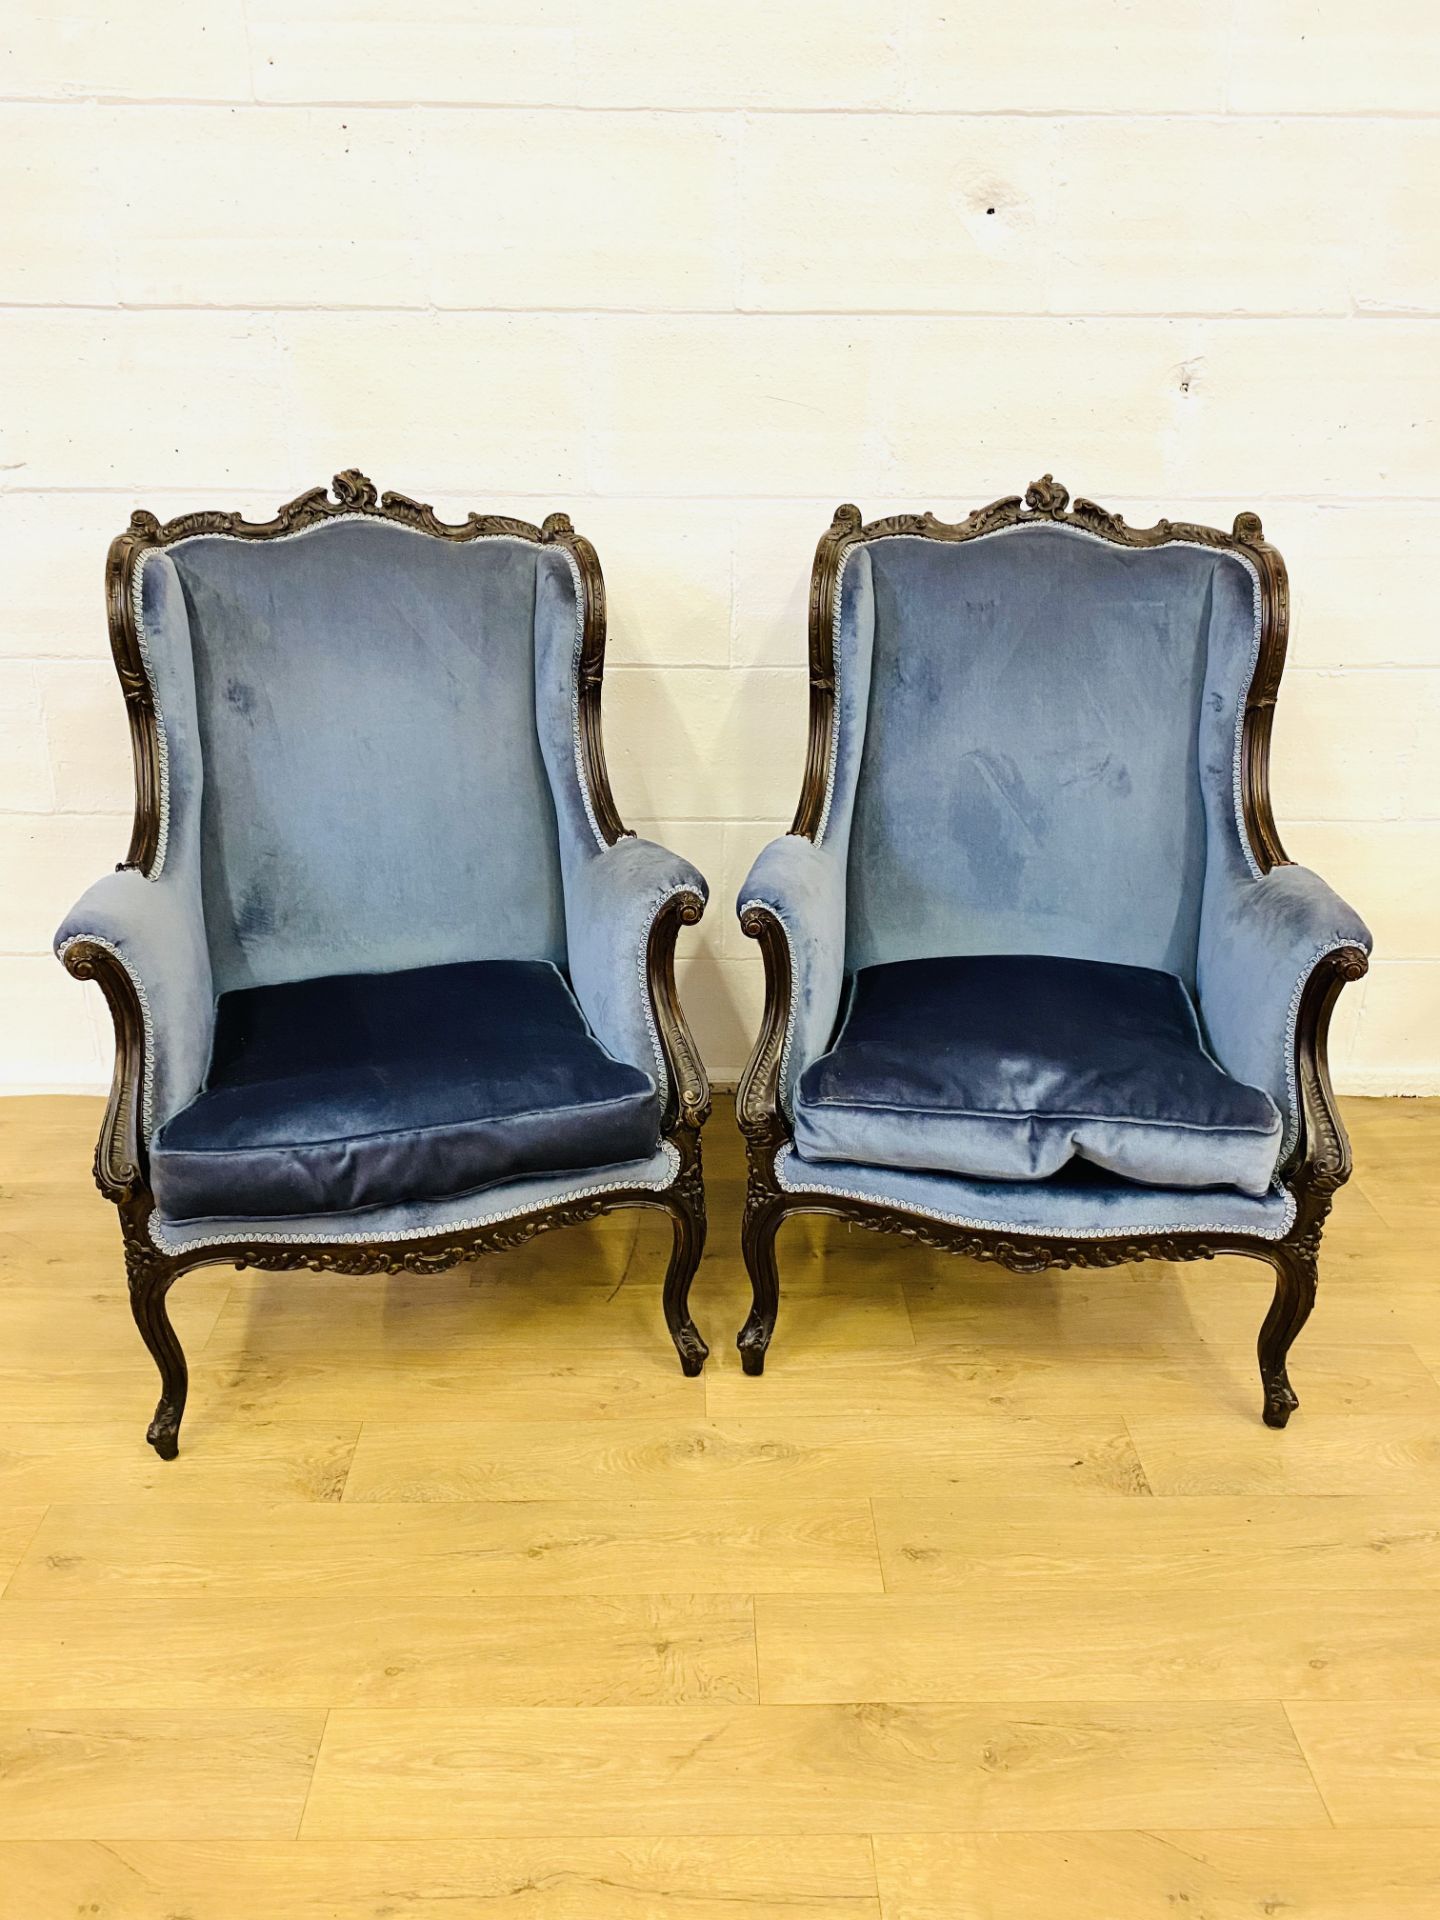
[[58, 472, 711, 1458], [736, 478, 1370, 1425]]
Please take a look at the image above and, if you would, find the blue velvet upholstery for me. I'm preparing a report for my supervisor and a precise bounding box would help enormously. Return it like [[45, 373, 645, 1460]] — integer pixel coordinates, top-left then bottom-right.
[[1198, 851, 1370, 1158], [845, 528, 1257, 981], [150, 1144, 682, 1255], [58, 515, 703, 1251], [55, 553, 214, 1135], [793, 955, 1281, 1195], [56, 866, 213, 1140], [739, 834, 848, 1118], [774, 1145, 1297, 1240], [150, 959, 659, 1222], [562, 836, 706, 1099], [167, 521, 567, 993], [740, 518, 1372, 1228], [531, 545, 709, 1102]]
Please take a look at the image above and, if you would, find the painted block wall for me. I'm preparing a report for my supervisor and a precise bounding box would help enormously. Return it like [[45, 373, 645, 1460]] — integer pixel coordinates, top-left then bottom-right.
[[2, 1, 1437, 1090]]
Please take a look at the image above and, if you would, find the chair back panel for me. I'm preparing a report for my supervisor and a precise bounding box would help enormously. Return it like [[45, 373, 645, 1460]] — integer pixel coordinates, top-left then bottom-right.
[[169, 518, 566, 993], [845, 525, 1256, 984]]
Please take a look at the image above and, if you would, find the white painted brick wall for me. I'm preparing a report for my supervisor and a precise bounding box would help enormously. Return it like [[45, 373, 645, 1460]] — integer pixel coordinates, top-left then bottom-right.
[[3, 1, 1437, 1092]]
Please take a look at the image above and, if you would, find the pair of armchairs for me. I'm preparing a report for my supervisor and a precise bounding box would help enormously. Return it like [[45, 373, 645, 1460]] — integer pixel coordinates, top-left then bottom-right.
[[58, 472, 1369, 1457]]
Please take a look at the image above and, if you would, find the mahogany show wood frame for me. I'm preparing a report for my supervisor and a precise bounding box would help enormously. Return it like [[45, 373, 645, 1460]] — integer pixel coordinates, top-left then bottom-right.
[[64, 472, 711, 1457], [735, 477, 1368, 1426]]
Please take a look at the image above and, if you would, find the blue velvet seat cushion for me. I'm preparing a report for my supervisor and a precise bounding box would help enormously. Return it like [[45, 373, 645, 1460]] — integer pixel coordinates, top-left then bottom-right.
[[793, 954, 1282, 1196], [150, 959, 661, 1223], [773, 1145, 1295, 1240]]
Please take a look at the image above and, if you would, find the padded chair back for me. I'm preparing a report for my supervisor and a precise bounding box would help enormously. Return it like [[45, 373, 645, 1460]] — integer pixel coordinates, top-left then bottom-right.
[[163, 518, 569, 993], [839, 524, 1260, 985]]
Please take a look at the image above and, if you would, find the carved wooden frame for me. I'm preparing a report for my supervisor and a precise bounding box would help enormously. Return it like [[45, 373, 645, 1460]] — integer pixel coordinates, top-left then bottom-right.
[[66, 471, 711, 1458], [736, 476, 1367, 1426]]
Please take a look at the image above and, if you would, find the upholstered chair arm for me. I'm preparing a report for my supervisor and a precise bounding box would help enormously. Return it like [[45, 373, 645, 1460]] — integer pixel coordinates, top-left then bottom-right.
[[1197, 863, 1371, 1185], [55, 867, 215, 1197], [564, 837, 710, 1131], [736, 833, 848, 1132]]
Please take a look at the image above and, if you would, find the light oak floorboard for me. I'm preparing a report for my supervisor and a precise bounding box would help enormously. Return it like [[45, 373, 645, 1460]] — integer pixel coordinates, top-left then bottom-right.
[[0, 1595, 757, 1709], [0, 1279, 230, 1354], [696, 1256, 918, 1354], [871, 1830, 1440, 1919], [1126, 1411, 1440, 1496], [0, 1711, 324, 1838], [1175, 1277, 1440, 1361], [0, 1347, 707, 1425], [0, 1420, 360, 1504], [1286, 1702, 1440, 1826], [755, 1590, 1440, 1702], [872, 1493, 1440, 1591], [1345, 1098, 1440, 1215], [704, 1340, 1440, 1422], [6, 1499, 883, 1600], [0, 1507, 46, 1594], [0, 1835, 882, 1919], [343, 1411, 1148, 1502], [902, 1266, 1440, 1370], [300, 1703, 1327, 1837], [3, 1092, 1437, 1888], [212, 1239, 642, 1354], [219, 1240, 917, 1354]]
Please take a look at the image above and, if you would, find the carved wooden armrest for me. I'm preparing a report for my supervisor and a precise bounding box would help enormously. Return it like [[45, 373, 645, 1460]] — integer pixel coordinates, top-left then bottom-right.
[[646, 888, 711, 1135], [59, 938, 149, 1204], [736, 903, 793, 1148], [1289, 943, 1370, 1193]]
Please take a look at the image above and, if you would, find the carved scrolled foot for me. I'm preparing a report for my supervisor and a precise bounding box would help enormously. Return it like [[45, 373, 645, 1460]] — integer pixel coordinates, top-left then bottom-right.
[[738, 1189, 784, 1377], [672, 1322, 709, 1378], [1261, 1375, 1300, 1430], [126, 1238, 189, 1459], [737, 1310, 771, 1376], [661, 1145, 708, 1376], [147, 1403, 182, 1460], [1256, 1239, 1318, 1431]]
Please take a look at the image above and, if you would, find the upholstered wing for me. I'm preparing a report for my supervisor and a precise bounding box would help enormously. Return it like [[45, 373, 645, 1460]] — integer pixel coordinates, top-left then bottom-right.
[[57, 551, 214, 1146], [533, 547, 708, 1120]]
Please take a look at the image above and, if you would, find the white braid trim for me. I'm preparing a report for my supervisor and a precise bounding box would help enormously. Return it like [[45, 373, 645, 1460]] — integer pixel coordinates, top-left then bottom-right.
[[815, 541, 853, 845], [131, 548, 170, 878], [551, 541, 608, 853]]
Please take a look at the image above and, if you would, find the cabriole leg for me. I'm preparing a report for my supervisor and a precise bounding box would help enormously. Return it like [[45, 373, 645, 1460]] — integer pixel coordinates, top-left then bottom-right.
[[125, 1239, 188, 1459], [1257, 1240, 1319, 1429], [738, 1192, 786, 1376], [659, 1148, 708, 1377]]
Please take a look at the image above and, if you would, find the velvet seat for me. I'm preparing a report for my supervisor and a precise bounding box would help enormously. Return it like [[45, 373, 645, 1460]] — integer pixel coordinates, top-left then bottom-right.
[[150, 960, 661, 1223], [735, 480, 1371, 1426], [57, 474, 712, 1459], [792, 954, 1281, 1196]]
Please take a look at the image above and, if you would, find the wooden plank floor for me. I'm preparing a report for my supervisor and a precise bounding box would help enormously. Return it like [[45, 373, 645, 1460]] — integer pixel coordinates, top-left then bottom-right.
[[1, 1092, 1438, 1916]]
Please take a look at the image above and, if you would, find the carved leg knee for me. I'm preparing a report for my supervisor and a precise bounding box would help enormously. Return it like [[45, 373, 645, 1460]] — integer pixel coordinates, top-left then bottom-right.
[[661, 1154, 708, 1377], [1257, 1240, 1318, 1429], [126, 1246, 188, 1459], [738, 1195, 785, 1376]]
